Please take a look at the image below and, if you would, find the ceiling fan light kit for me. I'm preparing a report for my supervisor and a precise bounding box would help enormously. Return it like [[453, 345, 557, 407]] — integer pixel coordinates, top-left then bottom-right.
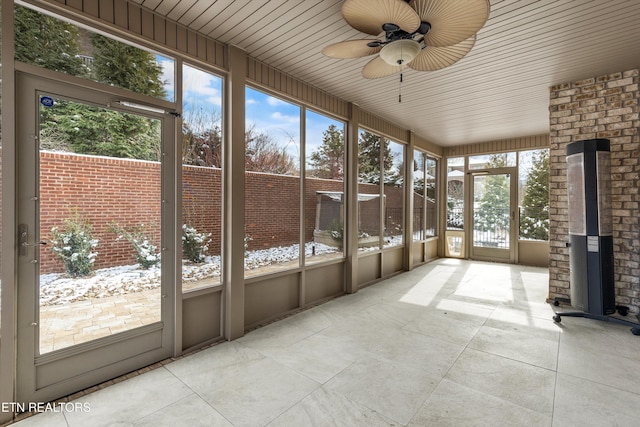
[[322, 0, 490, 79], [379, 39, 421, 66]]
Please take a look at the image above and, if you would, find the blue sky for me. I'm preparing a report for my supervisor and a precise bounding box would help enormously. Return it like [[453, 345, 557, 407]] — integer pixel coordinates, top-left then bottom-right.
[[182, 63, 223, 132], [160, 59, 345, 167], [246, 87, 345, 165]]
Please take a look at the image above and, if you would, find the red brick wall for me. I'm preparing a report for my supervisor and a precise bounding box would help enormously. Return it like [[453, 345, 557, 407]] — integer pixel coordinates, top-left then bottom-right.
[[244, 172, 300, 249], [39, 152, 161, 274], [182, 165, 222, 255], [39, 152, 406, 274]]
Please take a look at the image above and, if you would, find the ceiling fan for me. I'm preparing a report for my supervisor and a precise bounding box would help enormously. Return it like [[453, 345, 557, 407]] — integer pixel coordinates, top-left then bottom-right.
[[322, 0, 490, 79]]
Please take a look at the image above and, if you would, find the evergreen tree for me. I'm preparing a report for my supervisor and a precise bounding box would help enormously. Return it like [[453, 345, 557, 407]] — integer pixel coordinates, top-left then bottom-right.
[[475, 154, 510, 232], [308, 124, 344, 179], [43, 102, 161, 160], [90, 34, 166, 98], [14, 5, 88, 76], [520, 150, 550, 240], [358, 131, 393, 184], [15, 6, 167, 161]]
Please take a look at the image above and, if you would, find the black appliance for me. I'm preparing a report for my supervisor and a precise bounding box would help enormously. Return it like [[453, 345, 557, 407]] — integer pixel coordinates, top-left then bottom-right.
[[552, 139, 640, 334]]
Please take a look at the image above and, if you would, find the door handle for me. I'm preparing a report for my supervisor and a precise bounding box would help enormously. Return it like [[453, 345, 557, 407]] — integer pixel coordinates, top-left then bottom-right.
[[22, 241, 47, 247], [19, 224, 46, 256]]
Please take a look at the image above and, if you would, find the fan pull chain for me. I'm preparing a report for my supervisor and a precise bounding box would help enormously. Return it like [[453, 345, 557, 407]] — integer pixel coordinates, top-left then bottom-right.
[[399, 72, 403, 103]]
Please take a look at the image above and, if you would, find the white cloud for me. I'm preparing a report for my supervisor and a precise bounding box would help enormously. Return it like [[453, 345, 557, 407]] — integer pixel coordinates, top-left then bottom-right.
[[158, 58, 175, 100], [183, 65, 222, 107], [271, 111, 300, 124], [267, 96, 287, 106]]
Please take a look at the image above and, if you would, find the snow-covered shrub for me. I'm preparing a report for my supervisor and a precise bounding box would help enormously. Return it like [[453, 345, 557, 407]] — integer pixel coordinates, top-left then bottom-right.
[[182, 224, 211, 263], [328, 220, 343, 241], [110, 223, 160, 269], [244, 235, 253, 257], [325, 221, 369, 240], [50, 211, 98, 277]]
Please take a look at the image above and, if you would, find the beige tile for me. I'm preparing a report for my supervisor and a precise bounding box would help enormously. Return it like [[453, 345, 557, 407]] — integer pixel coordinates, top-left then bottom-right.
[[430, 295, 500, 317], [325, 355, 440, 425], [350, 300, 426, 330], [63, 367, 192, 427], [11, 411, 68, 427], [494, 299, 559, 321], [557, 316, 640, 362], [31, 260, 640, 427], [236, 319, 318, 351], [167, 341, 266, 378], [270, 387, 397, 427], [318, 292, 379, 320], [134, 394, 232, 427], [468, 324, 559, 370], [558, 330, 640, 395], [372, 328, 464, 378], [272, 306, 336, 334], [403, 307, 490, 346], [410, 379, 552, 427], [179, 357, 319, 426], [446, 348, 555, 415], [260, 332, 361, 384], [553, 373, 640, 427]]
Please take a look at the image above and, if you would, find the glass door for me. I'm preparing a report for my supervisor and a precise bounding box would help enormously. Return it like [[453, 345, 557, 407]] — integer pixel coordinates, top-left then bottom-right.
[[16, 71, 176, 403], [470, 170, 517, 262]]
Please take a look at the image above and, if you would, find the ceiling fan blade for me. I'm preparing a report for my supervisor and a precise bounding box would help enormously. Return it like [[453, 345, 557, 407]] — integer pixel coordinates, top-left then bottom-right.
[[408, 34, 475, 71], [362, 56, 407, 79], [409, 0, 490, 47], [342, 0, 420, 36], [321, 40, 382, 59]]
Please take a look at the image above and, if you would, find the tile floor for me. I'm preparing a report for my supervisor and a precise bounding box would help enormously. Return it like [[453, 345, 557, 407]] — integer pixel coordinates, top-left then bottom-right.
[[10, 258, 640, 426]]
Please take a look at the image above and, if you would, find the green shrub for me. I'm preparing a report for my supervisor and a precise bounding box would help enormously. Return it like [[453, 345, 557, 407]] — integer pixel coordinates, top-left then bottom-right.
[[110, 223, 160, 269], [328, 219, 343, 241], [182, 224, 211, 263], [244, 234, 253, 257], [50, 211, 98, 277]]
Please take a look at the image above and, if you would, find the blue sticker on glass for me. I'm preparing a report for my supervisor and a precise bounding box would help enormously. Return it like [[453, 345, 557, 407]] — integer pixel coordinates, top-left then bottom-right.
[[40, 96, 54, 107]]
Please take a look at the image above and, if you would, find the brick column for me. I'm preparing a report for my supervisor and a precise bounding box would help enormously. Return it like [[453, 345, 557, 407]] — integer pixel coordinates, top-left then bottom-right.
[[549, 70, 640, 312]]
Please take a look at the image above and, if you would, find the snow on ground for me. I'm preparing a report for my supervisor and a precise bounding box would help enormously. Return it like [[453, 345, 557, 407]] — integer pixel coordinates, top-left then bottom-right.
[[40, 242, 340, 306], [40, 239, 409, 306]]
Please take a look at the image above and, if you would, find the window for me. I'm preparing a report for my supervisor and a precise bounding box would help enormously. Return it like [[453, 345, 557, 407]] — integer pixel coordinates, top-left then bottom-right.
[[425, 156, 438, 237], [518, 149, 549, 240], [245, 88, 301, 276], [305, 111, 345, 264], [468, 153, 515, 169], [358, 130, 383, 251], [357, 129, 405, 251], [413, 151, 438, 241], [447, 157, 464, 231], [14, 4, 175, 102], [181, 64, 223, 291], [412, 151, 425, 241], [385, 141, 405, 248]]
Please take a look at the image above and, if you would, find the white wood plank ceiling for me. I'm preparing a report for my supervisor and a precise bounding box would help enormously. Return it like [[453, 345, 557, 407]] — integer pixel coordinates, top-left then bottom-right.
[[131, 0, 640, 146]]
